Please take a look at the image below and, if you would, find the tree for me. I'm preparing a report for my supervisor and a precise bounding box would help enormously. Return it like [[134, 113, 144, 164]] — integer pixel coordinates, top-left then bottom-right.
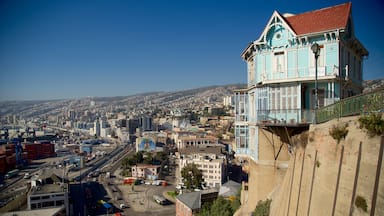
[[181, 163, 203, 189], [253, 199, 272, 216], [155, 151, 168, 162], [209, 196, 234, 216], [230, 189, 241, 211], [143, 151, 153, 164], [198, 196, 234, 216]]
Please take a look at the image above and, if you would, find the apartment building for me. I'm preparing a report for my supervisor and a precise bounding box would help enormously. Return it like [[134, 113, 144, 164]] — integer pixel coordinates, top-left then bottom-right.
[[178, 146, 226, 188], [234, 2, 368, 162]]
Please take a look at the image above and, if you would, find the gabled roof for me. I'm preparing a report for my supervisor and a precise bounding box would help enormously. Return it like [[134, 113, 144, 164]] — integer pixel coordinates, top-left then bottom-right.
[[176, 191, 201, 210], [219, 180, 241, 197], [284, 2, 351, 35]]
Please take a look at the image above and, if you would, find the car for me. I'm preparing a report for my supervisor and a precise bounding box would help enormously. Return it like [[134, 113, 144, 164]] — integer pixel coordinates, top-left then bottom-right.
[[119, 203, 128, 209], [24, 173, 31, 179]]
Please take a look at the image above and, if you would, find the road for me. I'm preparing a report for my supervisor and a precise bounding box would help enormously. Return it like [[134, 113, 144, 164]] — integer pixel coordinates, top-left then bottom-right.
[[98, 145, 176, 216], [71, 144, 133, 216]]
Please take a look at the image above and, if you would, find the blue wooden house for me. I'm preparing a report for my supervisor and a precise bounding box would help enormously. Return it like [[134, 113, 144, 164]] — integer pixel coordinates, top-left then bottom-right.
[[234, 3, 368, 161]]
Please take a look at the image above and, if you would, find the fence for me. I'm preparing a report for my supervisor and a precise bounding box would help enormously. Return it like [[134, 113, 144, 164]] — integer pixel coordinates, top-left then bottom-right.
[[316, 88, 384, 124]]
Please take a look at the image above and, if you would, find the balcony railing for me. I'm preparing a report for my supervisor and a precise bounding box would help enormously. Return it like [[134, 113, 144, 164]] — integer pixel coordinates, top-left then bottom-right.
[[244, 89, 384, 127], [256, 109, 315, 125], [316, 88, 384, 124]]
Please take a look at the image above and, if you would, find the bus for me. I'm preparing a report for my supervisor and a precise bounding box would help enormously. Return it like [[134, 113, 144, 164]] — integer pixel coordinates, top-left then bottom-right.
[[153, 195, 167, 205], [5, 169, 19, 179]]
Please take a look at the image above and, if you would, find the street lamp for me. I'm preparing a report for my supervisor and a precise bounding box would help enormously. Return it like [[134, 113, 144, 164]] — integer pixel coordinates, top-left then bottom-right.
[[311, 42, 320, 123]]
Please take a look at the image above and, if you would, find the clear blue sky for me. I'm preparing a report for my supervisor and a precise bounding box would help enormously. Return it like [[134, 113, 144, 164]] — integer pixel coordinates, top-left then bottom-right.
[[0, 0, 383, 101]]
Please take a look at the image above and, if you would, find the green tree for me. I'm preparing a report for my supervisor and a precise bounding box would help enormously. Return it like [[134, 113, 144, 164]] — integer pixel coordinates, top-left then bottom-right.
[[155, 151, 168, 162], [210, 196, 234, 216], [198, 196, 234, 216], [230, 189, 241, 211], [181, 163, 203, 189], [253, 199, 272, 216], [143, 151, 153, 164], [199, 203, 212, 216]]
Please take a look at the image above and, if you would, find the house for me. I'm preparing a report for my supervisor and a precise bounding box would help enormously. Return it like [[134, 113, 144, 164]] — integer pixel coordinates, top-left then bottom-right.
[[234, 2, 368, 162], [131, 164, 161, 180], [175, 189, 218, 216]]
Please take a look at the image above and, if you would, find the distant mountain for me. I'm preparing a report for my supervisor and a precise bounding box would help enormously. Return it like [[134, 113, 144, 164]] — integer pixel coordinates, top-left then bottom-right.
[[363, 78, 384, 93], [0, 84, 246, 118]]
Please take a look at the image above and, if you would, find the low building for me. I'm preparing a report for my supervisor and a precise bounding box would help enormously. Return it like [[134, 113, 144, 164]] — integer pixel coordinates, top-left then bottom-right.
[[178, 146, 227, 188], [175, 189, 218, 216], [27, 171, 69, 215], [175, 134, 219, 150], [131, 164, 161, 180]]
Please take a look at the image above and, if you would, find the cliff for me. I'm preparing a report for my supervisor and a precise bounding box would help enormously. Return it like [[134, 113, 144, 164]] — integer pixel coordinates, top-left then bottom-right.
[[270, 116, 384, 216]]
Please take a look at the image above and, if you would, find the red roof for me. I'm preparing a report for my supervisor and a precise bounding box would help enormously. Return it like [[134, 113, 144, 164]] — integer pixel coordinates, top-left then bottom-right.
[[285, 2, 351, 35]]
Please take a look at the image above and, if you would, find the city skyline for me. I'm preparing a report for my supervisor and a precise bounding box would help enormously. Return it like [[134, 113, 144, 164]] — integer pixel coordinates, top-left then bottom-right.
[[1, 0, 383, 101]]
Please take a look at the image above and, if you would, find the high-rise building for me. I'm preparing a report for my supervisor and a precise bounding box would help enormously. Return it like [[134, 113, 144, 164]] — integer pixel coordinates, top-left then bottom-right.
[[94, 119, 100, 137], [140, 116, 153, 131]]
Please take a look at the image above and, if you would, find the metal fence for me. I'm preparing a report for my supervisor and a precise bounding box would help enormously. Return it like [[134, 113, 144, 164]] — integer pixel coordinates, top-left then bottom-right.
[[316, 89, 384, 124]]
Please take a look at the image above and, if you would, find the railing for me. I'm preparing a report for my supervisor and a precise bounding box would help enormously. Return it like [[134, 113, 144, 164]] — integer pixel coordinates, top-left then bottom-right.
[[316, 88, 384, 124], [256, 109, 315, 125]]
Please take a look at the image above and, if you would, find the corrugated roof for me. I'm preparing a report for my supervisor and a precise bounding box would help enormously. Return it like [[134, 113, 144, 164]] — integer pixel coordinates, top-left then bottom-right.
[[285, 2, 351, 35]]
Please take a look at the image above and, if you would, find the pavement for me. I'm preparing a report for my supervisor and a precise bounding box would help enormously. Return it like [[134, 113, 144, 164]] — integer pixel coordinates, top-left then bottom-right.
[[113, 167, 176, 216]]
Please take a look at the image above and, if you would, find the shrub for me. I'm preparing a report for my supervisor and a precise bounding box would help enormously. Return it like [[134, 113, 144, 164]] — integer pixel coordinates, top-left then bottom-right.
[[329, 123, 348, 143], [167, 190, 178, 198], [316, 160, 321, 168], [253, 199, 272, 216], [359, 113, 384, 136], [355, 195, 368, 212]]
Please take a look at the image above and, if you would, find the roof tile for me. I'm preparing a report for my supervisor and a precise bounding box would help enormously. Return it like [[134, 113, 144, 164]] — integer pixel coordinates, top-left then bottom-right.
[[285, 2, 351, 35]]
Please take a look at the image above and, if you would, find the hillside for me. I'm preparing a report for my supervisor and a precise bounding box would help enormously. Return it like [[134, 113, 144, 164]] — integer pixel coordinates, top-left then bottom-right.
[[269, 116, 384, 215], [363, 78, 384, 93], [0, 84, 245, 118]]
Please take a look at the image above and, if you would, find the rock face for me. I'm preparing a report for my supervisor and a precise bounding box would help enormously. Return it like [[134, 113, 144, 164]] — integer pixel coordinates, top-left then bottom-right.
[[270, 116, 384, 216]]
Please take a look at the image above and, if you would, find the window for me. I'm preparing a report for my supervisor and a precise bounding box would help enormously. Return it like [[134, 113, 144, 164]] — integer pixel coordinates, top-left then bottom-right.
[[236, 125, 248, 149], [42, 195, 50, 200], [311, 89, 325, 108], [248, 58, 255, 86], [274, 52, 285, 73], [31, 196, 40, 200], [42, 201, 55, 208], [55, 200, 64, 206], [311, 46, 325, 67]]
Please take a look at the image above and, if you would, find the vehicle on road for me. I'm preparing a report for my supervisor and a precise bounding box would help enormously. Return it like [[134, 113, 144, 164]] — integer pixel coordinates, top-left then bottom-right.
[[24, 173, 31, 179], [119, 203, 128, 209], [5, 169, 19, 179], [153, 195, 167, 205]]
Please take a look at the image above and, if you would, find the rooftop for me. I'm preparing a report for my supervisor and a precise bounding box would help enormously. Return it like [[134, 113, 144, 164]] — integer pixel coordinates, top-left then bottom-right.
[[284, 2, 351, 35], [176, 191, 201, 210], [179, 145, 224, 156], [30, 183, 65, 195]]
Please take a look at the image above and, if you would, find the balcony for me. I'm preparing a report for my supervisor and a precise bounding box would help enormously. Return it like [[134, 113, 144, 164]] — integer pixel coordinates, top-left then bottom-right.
[[256, 109, 315, 126]]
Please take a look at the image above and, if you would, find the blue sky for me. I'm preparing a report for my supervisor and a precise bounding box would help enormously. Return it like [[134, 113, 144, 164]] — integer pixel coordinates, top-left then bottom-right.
[[0, 0, 383, 101]]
